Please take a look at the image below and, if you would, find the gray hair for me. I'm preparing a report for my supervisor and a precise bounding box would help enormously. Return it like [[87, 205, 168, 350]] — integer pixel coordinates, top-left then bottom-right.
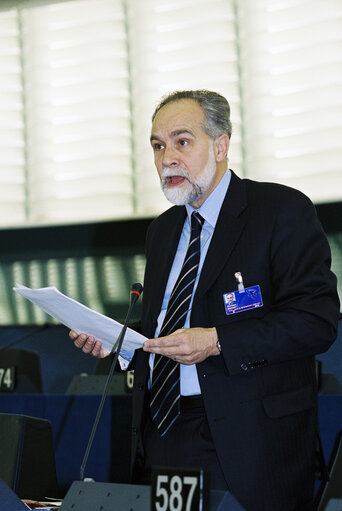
[[151, 89, 232, 140]]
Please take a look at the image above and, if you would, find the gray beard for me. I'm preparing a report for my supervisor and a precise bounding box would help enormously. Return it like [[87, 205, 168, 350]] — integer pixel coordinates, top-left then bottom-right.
[[161, 146, 216, 206]]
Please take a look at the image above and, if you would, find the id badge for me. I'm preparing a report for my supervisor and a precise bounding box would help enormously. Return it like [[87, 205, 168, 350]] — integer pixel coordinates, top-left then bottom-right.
[[223, 285, 263, 315]]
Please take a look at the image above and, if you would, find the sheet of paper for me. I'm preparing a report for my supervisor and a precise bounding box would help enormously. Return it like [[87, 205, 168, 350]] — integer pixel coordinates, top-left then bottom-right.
[[13, 284, 146, 355]]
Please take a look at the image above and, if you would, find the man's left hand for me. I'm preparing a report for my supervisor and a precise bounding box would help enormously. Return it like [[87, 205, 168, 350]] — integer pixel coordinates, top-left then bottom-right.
[[143, 327, 220, 365]]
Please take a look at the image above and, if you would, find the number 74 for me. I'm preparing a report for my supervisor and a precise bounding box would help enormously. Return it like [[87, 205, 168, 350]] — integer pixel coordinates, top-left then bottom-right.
[[0, 368, 13, 389]]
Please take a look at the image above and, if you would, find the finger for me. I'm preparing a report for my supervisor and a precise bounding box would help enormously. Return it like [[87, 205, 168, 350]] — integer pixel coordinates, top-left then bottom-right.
[[143, 342, 177, 355], [143, 345, 186, 359], [90, 340, 104, 358], [144, 333, 183, 350], [81, 336, 96, 354], [73, 333, 88, 348], [69, 330, 78, 340]]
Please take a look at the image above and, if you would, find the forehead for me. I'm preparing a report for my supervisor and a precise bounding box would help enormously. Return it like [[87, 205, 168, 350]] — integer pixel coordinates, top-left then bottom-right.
[[151, 99, 206, 137]]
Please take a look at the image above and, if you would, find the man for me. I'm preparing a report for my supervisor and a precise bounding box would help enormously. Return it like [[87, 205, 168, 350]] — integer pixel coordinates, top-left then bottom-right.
[[70, 90, 340, 511]]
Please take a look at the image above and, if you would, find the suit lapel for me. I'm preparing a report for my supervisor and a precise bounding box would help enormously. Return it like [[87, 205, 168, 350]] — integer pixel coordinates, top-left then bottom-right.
[[193, 171, 248, 304], [148, 206, 187, 328]]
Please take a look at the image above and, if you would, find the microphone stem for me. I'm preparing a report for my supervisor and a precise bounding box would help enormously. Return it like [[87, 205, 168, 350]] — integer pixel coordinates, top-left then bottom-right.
[[79, 299, 136, 481]]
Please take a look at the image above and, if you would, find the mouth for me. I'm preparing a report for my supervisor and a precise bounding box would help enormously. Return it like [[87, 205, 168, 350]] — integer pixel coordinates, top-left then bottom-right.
[[165, 175, 187, 186]]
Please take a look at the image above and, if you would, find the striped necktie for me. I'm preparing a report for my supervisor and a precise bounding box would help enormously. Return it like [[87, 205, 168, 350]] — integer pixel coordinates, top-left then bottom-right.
[[150, 211, 204, 436]]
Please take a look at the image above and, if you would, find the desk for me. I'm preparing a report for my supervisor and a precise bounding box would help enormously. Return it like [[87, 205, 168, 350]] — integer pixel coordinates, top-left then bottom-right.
[[0, 394, 341, 497], [0, 394, 132, 496]]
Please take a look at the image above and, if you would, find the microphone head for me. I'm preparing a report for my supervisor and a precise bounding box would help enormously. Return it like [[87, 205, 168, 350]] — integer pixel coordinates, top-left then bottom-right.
[[130, 282, 143, 297]]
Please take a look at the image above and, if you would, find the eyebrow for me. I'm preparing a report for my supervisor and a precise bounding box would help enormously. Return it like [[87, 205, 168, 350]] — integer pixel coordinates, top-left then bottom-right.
[[150, 128, 195, 143]]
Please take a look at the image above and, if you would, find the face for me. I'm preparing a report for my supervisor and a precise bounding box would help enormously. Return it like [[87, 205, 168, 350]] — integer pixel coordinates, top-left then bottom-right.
[[150, 99, 228, 208]]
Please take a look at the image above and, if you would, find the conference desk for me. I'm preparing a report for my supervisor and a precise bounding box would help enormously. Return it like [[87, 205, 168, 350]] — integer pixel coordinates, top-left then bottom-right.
[[0, 394, 341, 498], [0, 394, 132, 496]]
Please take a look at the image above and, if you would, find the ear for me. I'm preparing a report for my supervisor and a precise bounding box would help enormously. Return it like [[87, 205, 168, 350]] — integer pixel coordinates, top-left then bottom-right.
[[214, 134, 230, 162]]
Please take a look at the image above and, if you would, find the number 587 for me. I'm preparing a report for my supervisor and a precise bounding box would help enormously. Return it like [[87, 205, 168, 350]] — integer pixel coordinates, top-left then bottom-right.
[[155, 474, 199, 511]]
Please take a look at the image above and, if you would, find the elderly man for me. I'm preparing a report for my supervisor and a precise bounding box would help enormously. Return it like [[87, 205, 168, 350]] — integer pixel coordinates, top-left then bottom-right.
[[70, 90, 339, 511]]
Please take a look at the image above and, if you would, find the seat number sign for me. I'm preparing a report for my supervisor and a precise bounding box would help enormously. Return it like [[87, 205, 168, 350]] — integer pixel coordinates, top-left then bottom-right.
[[151, 466, 205, 511], [0, 366, 15, 391]]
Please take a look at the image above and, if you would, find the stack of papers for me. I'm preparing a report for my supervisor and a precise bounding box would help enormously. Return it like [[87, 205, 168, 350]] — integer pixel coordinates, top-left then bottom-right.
[[13, 284, 146, 355]]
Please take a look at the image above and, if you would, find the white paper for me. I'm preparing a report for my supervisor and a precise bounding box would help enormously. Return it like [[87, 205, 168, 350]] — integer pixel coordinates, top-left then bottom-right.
[[13, 284, 146, 355]]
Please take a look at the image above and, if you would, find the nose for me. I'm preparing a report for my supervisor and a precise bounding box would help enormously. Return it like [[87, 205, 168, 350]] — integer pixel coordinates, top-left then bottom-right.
[[162, 145, 179, 167]]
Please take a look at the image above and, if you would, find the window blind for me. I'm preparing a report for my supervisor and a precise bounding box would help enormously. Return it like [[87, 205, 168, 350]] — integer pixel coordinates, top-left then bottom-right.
[[0, 0, 341, 228], [0, 8, 25, 226], [238, 0, 342, 203], [20, 0, 133, 224], [127, 0, 243, 215]]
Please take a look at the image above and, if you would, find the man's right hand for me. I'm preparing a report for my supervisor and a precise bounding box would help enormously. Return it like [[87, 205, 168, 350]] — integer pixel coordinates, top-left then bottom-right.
[[69, 330, 109, 358]]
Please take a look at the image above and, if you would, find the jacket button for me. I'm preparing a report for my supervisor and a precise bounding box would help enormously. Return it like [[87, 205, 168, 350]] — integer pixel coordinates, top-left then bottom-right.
[[240, 363, 248, 371], [132, 427, 138, 435]]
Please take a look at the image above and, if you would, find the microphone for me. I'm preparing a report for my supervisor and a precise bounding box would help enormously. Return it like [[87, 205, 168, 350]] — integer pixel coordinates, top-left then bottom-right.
[[79, 282, 143, 481]]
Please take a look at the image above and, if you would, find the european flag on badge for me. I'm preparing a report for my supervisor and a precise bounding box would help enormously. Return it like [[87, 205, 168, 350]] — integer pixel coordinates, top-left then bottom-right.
[[223, 285, 263, 315]]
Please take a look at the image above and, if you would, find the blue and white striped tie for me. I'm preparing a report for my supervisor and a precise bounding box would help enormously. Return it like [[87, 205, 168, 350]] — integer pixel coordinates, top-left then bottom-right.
[[150, 212, 204, 436]]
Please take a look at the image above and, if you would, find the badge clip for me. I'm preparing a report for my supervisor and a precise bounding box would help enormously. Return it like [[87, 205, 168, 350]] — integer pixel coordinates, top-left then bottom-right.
[[235, 272, 245, 293]]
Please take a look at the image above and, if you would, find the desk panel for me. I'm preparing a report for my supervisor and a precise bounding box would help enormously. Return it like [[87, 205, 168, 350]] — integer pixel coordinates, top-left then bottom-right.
[[0, 394, 132, 496]]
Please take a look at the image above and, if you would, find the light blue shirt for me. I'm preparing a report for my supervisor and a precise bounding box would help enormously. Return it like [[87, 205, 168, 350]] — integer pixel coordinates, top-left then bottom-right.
[[150, 170, 231, 395]]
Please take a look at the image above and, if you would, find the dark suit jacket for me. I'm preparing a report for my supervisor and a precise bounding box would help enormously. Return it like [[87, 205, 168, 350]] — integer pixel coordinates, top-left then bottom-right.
[[130, 171, 340, 511]]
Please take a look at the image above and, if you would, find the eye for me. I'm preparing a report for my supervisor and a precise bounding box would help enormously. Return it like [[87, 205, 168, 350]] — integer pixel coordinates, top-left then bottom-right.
[[152, 142, 164, 151], [178, 139, 188, 147]]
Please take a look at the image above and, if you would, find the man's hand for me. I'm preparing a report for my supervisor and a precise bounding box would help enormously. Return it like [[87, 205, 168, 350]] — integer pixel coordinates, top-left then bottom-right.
[[69, 330, 109, 358], [143, 327, 220, 365]]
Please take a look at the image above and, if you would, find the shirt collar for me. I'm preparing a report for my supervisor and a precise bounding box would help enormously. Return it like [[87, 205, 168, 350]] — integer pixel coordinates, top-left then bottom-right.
[[186, 169, 231, 228]]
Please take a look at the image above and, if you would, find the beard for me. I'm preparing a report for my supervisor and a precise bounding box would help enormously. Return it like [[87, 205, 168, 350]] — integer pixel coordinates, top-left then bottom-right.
[[160, 145, 216, 206]]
